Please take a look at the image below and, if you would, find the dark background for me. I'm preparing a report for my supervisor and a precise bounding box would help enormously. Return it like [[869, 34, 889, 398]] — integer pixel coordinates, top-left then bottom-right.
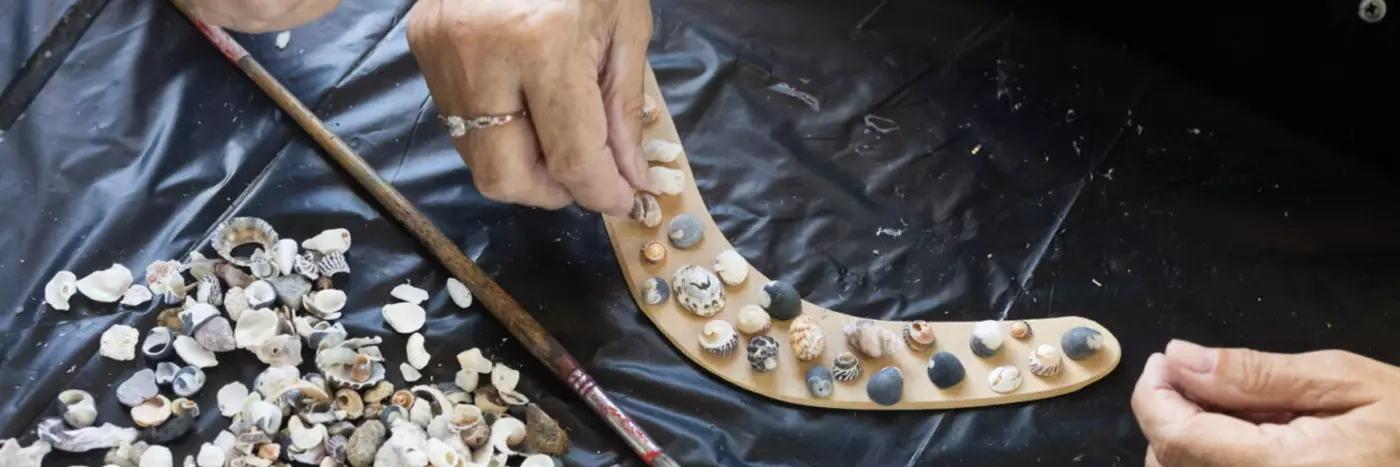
[[2, 0, 1397, 465]]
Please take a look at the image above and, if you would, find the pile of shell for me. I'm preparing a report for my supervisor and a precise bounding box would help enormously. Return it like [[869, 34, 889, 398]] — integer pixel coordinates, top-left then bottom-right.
[[7, 217, 566, 467]]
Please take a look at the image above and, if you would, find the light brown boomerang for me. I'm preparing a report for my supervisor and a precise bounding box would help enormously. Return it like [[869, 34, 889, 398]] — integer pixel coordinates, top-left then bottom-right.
[[602, 65, 1121, 411]]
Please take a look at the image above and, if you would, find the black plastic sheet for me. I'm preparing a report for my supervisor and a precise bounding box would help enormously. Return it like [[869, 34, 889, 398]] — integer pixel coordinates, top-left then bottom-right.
[[3, 0, 1398, 465]]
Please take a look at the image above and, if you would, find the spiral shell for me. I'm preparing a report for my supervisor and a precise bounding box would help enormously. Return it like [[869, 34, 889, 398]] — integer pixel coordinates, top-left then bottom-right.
[[736, 305, 771, 335], [210, 217, 278, 267], [699, 320, 738, 356], [788, 315, 825, 361], [902, 321, 936, 351], [1028, 344, 1064, 377], [832, 351, 861, 382], [294, 252, 321, 281]]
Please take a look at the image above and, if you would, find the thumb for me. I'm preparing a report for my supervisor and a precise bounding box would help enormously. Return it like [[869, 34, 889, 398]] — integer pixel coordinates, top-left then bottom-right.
[[1164, 339, 1386, 413], [599, 3, 654, 191]]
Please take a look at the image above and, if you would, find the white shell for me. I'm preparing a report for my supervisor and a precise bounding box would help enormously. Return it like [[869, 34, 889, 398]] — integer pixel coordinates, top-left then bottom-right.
[[401, 363, 422, 382], [138, 445, 172, 467], [58, 389, 98, 428], [234, 308, 279, 349], [487, 417, 526, 455], [288, 417, 326, 450], [273, 239, 298, 275], [77, 264, 134, 303], [144, 260, 184, 295], [445, 278, 472, 308], [644, 166, 685, 195], [0, 438, 52, 467], [173, 335, 218, 368], [456, 348, 492, 374], [243, 399, 284, 434], [406, 333, 430, 370], [409, 400, 434, 428], [988, 365, 1023, 393], [521, 455, 554, 467], [254, 366, 301, 398], [424, 439, 462, 467], [99, 325, 140, 361], [643, 139, 683, 163], [216, 382, 250, 417], [302, 229, 352, 255], [303, 289, 347, 318], [699, 320, 738, 356], [382, 302, 426, 334], [249, 334, 303, 366], [130, 395, 172, 428], [736, 305, 771, 335], [121, 285, 154, 307], [491, 364, 521, 394], [213, 431, 236, 456], [45, 270, 79, 311], [713, 249, 749, 286], [454, 370, 480, 393], [244, 281, 276, 309], [391, 283, 430, 305], [971, 320, 1004, 354], [196, 443, 225, 467]]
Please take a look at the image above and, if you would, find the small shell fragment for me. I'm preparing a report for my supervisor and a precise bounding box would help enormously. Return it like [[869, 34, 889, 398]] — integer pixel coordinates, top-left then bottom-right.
[[294, 252, 321, 281], [454, 370, 480, 393], [390, 283, 429, 305], [666, 214, 703, 249], [138, 444, 172, 467], [223, 287, 250, 321], [302, 229, 352, 255], [641, 277, 670, 305], [196, 443, 225, 467], [628, 192, 662, 228], [759, 281, 801, 321], [245, 281, 277, 310], [249, 334, 303, 366], [1009, 320, 1032, 340], [235, 308, 279, 349], [643, 139, 683, 163], [712, 249, 749, 286], [45, 270, 79, 311], [191, 314, 236, 353], [844, 319, 896, 359], [1029, 344, 1064, 377], [805, 366, 833, 399], [671, 265, 725, 317], [155, 361, 180, 385], [57, 389, 98, 428], [304, 289, 347, 319], [382, 302, 426, 334], [641, 240, 668, 264], [736, 305, 771, 334], [210, 217, 279, 267], [196, 274, 223, 306], [121, 285, 153, 307], [970, 320, 1004, 358], [698, 320, 738, 356], [248, 248, 279, 279], [455, 348, 492, 374], [445, 278, 472, 308], [318, 252, 350, 277], [866, 366, 904, 406], [746, 335, 779, 372], [217, 382, 250, 417], [142, 327, 175, 361], [832, 351, 861, 382], [1061, 326, 1104, 360], [926, 351, 966, 389], [903, 321, 936, 352], [988, 365, 1024, 393], [788, 315, 825, 361], [130, 395, 173, 428], [492, 363, 521, 394], [173, 335, 218, 368], [406, 333, 430, 370], [100, 325, 140, 361], [117, 369, 159, 407], [78, 264, 135, 303], [172, 366, 206, 397]]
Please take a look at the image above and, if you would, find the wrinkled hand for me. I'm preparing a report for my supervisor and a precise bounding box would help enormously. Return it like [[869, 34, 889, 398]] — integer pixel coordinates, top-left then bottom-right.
[[177, 0, 342, 33], [407, 0, 653, 216], [1132, 340, 1400, 466]]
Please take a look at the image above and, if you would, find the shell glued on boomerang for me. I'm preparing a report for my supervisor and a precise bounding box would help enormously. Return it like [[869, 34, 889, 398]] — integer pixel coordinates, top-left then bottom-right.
[[629, 193, 662, 228], [671, 265, 724, 317], [211, 217, 279, 267], [903, 321, 936, 352], [844, 319, 896, 359], [788, 315, 825, 361], [1028, 344, 1063, 377], [712, 249, 749, 286], [736, 305, 771, 334], [644, 139, 684, 163], [832, 351, 861, 382], [970, 320, 1004, 357], [699, 320, 738, 356]]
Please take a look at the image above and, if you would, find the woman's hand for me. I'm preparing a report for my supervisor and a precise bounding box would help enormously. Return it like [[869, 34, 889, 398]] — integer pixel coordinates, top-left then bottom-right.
[[176, 0, 342, 33], [407, 0, 653, 216], [1132, 340, 1400, 466]]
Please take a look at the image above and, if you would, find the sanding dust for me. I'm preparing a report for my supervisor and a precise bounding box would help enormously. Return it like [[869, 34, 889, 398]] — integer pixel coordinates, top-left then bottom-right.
[[768, 83, 820, 111]]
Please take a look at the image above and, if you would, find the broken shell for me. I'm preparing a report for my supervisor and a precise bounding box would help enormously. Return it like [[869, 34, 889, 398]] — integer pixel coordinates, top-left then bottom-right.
[[843, 319, 896, 359], [666, 213, 703, 248], [273, 239, 298, 275], [36, 418, 138, 452], [242, 400, 283, 434], [142, 401, 197, 444], [641, 240, 668, 264], [218, 382, 250, 417], [926, 351, 965, 389], [641, 276, 670, 306], [335, 389, 364, 420], [401, 363, 422, 382], [832, 351, 861, 382], [699, 320, 739, 356], [642, 94, 659, 123], [1061, 326, 1104, 360], [248, 248, 279, 279], [254, 366, 302, 398], [235, 307, 279, 349], [488, 364, 520, 396], [45, 270, 79, 311], [325, 354, 387, 390], [190, 313, 236, 352], [409, 399, 434, 427], [142, 326, 175, 361], [155, 361, 180, 385], [391, 283, 429, 305], [1010, 320, 1032, 339], [213, 262, 255, 289], [391, 390, 416, 409], [318, 252, 350, 277], [172, 366, 206, 397], [406, 333, 430, 370], [138, 445, 172, 467], [196, 274, 223, 306], [121, 285, 153, 307], [867, 366, 904, 406], [346, 420, 386, 467], [643, 139, 683, 163], [473, 388, 508, 415], [671, 264, 725, 317], [211, 217, 279, 267], [250, 334, 303, 366], [970, 320, 1004, 358], [309, 322, 348, 351], [145, 260, 184, 295], [302, 229, 352, 255], [459, 419, 489, 449], [488, 417, 526, 455], [736, 305, 771, 334], [57, 389, 98, 428], [179, 302, 219, 334], [713, 249, 749, 286], [760, 280, 802, 321], [382, 302, 426, 334], [453, 371, 480, 393], [289, 417, 327, 450], [988, 365, 1024, 394], [130, 395, 173, 428], [523, 403, 570, 456], [424, 439, 461, 467], [646, 166, 685, 196], [117, 369, 159, 407], [805, 366, 833, 399], [245, 281, 277, 310], [1029, 344, 1063, 377], [197, 443, 225, 467], [746, 335, 780, 372], [362, 381, 395, 403], [789, 315, 826, 361], [521, 455, 555, 467], [903, 321, 936, 352], [100, 324, 140, 361], [317, 276, 335, 290], [294, 252, 321, 281], [77, 264, 135, 303], [224, 287, 250, 321], [267, 274, 312, 310], [456, 348, 492, 374], [303, 289, 346, 319], [445, 278, 472, 308], [379, 405, 409, 427], [629, 192, 662, 228]]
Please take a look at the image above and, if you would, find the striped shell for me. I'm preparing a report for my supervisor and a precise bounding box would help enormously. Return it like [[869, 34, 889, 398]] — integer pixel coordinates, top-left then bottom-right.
[[210, 217, 279, 267]]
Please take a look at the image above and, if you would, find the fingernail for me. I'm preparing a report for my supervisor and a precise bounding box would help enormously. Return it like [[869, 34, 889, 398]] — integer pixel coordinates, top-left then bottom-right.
[[1166, 339, 1217, 374]]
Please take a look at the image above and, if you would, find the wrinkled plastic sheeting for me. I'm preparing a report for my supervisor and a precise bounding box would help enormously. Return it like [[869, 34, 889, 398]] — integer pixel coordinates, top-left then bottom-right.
[[3, 0, 1400, 466]]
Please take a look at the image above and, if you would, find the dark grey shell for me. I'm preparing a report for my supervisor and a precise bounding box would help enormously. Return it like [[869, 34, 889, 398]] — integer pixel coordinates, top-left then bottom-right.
[[805, 366, 833, 399], [642, 277, 670, 305], [760, 281, 801, 321], [1061, 326, 1104, 360], [666, 214, 704, 249], [746, 336, 780, 373], [140, 410, 196, 444], [926, 351, 966, 389], [866, 367, 904, 406]]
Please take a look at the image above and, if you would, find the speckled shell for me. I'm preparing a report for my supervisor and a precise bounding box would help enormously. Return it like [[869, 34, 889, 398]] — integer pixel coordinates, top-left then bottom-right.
[[926, 351, 965, 389], [736, 305, 771, 335], [699, 320, 738, 356], [788, 315, 825, 361], [210, 217, 278, 267], [318, 252, 350, 278], [746, 336, 779, 372], [641, 240, 667, 264], [196, 274, 223, 307], [988, 365, 1023, 394], [666, 214, 704, 249], [805, 366, 833, 399], [1028, 344, 1063, 377], [970, 320, 1004, 358], [670, 265, 725, 317], [843, 319, 896, 359], [1009, 320, 1032, 339], [866, 367, 904, 406], [295, 252, 321, 281], [629, 193, 662, 228], [641, 277, 670, 305], [903, 321, 936, 351], [1061, 326, 1104, 360], [832, 351, 861, 382], [759, 281, 801, 321]]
